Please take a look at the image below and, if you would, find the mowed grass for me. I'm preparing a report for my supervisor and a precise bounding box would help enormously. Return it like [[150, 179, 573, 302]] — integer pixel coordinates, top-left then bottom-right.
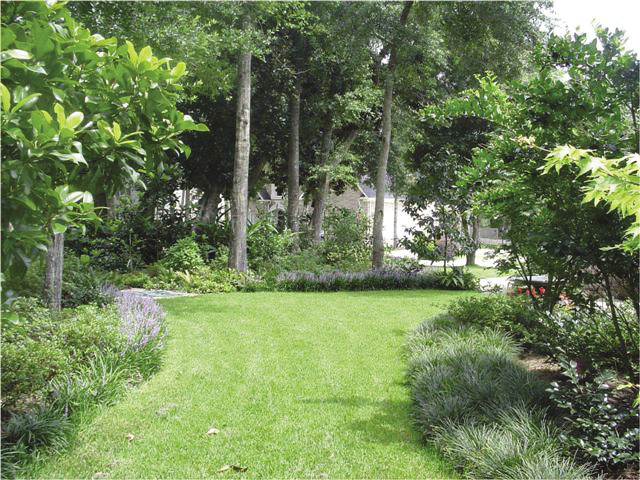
[[33, 290, 474, 479]]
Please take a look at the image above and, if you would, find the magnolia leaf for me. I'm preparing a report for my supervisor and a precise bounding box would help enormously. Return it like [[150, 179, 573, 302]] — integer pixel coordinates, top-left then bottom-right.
[[206, 428, 220, 436], [127, 433, 135, 441], [1, 49, 32, 61], [0, 82, 10, 111], [112, 122, 121, 141], [138, 46, 152, 65], [217, 465, 231, 473], [170, 62, 186, 79], [66, 112, 84, 130], [11, 93, 41, 113], [54, 103, 65, 128], [126, 41, 138, 65]]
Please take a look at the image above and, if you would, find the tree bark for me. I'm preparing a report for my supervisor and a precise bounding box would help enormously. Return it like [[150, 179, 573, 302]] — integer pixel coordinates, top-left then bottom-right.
[[393, 193, 399, 248], [466, 215, 480, 266], [287, 75, 302, 232], [198, 185, 221, 223], [229, 46, 251, 272], [43, 233, 64, 310], [371, 1, 413, 269], [311, 116, 333, 243]]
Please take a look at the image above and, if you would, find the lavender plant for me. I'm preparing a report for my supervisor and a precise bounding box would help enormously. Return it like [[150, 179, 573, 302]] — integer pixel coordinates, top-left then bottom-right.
[[115, 292, 167, 352]]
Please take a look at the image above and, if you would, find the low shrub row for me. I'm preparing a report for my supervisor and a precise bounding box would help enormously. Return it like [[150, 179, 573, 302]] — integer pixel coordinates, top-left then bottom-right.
[[441, 294, 639, 475], [406, 313, 592, 479], [0, 292, 167, 478], [276, 268, 477, 292]]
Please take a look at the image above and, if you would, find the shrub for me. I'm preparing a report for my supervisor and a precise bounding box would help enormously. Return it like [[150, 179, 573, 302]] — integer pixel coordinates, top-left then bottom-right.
[[276, 270, 441, 292], [321, 207, 371, 269], [547, 360, 639, 472], [159, 236, 205, 272], [433, 267, 478, 290], [446, 294, 540, 344], [245, 215, 296, 273], [406, 313, 590, 479], [435, 408, 592, 479], [0, 299, 122, 412], [142, 264, 250, 294]]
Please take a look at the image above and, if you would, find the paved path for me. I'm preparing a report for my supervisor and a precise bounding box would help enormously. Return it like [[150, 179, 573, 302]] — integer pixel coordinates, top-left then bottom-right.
[[389, 248, 506, 268]]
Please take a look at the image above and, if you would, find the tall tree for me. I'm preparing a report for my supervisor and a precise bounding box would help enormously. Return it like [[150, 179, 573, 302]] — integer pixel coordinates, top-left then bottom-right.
[[229, 15, 252, 272], [372, 2, 413, 268]]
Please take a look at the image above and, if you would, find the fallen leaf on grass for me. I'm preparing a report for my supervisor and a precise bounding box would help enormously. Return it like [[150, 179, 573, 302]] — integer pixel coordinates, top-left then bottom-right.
[[206, 428, 220, 436], [126, 433, 135, 441], [217, 465, 248, 473], [92, 473, 109, 480]]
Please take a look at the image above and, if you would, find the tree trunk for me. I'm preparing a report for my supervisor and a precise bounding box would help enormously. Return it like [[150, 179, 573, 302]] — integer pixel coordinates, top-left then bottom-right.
[[371, 72, 394, 268], [287, 75, 302, 232], [371, 1, 413, 269], [466, 215, 480, 266], [198, 185, 220, 223], [393, 194, 399, 248], [43, 233, 64, 310], [229, 46, 251, 272], [311, 116, 333, 243]]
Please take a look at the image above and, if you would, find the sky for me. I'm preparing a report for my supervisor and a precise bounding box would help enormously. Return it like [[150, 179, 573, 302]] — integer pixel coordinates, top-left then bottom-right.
[[549, 0, 640, 53]]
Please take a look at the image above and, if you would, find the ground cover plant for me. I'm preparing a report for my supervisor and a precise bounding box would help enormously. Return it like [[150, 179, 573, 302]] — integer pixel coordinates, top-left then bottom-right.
[[1, 292, 167, 478], [443, 294, 640, 476], [30, 290, 474, 479], [406, 313, 593, 479]]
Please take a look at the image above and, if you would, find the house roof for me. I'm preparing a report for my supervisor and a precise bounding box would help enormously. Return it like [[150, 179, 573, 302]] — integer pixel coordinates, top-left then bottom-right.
[[358, 177, 395, 199]]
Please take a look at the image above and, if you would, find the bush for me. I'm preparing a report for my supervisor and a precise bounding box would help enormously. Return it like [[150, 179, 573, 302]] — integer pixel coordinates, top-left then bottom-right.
[[143, 264, 251, 294], [435, 408, 592, 479], [276, 269, 441, 292], [247, 217, 296, 273], [433, 267, 478, 290], [406, 313, 589, 479], [547, 360, 639, 472], [446, 294, 540, 344], [321, 207, 371, 270], [1, 292, 168, 476], [1, 299, 122, 412], [159, 236, 205, 272]]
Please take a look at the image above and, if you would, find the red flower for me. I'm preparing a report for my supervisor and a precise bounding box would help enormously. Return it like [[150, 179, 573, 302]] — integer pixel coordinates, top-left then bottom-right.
[[539, 287, 546, 295]]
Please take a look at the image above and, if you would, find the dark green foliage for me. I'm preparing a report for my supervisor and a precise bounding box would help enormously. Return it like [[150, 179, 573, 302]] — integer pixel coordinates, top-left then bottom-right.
[[405, 314, 588, 479], [142, 264, 252, 294], [276, 270, 441, 292], [446, 294, 541, 343], [1, 299, 122, 412], [159, 237, 205, 272], [1, 293, 167, 476], [321, 208, 371, 270], [246, 217, 295, 273], [447, 295, 639, 373], [434, 267, 478, 290], [548, 361, 640, 472]]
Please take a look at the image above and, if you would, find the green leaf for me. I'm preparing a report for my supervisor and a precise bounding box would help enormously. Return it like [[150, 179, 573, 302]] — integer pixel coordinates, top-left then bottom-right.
[[0, 49, 32, 61], [112, 122, 121, 141], [54, 103, 65, 128], [126, 40, 138, 65], [170, 62, 186, 79], [11, 93, 41, 112], [0, 82, 9, 111], [66, 112, 84, 130], [138, 45, 152, 65], [51, 221, 67, 235]]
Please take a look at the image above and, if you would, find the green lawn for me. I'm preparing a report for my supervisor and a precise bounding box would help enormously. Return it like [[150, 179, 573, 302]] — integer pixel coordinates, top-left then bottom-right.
[[34, 290, 474, 479]]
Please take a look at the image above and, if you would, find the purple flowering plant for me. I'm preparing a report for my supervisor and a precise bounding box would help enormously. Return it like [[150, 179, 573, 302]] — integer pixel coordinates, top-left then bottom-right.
[[115, 292, 167, 352]]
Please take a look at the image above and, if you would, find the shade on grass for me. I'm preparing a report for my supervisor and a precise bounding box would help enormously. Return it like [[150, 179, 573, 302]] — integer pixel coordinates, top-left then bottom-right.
[[33, 290, 474, 479]]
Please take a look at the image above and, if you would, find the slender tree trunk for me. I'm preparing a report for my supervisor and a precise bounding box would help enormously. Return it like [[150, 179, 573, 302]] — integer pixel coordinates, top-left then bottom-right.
[[43, 233, 64, 310], [198, 185, 220, 223], [311, 116, 333, 243], [371, 1, 413, 269], [287, 75, 302, 232], [466, 215, 480, 266], [229, 46, 251, 272], [393, 194, 399, 248], [371, 72, 394, 267]]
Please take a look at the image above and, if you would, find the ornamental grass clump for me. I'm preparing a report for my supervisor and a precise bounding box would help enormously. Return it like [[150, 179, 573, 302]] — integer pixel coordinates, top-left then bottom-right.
[[115, 292, 167, 352], [276, 269, 442, 292], [406, 314, 591, 479]]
